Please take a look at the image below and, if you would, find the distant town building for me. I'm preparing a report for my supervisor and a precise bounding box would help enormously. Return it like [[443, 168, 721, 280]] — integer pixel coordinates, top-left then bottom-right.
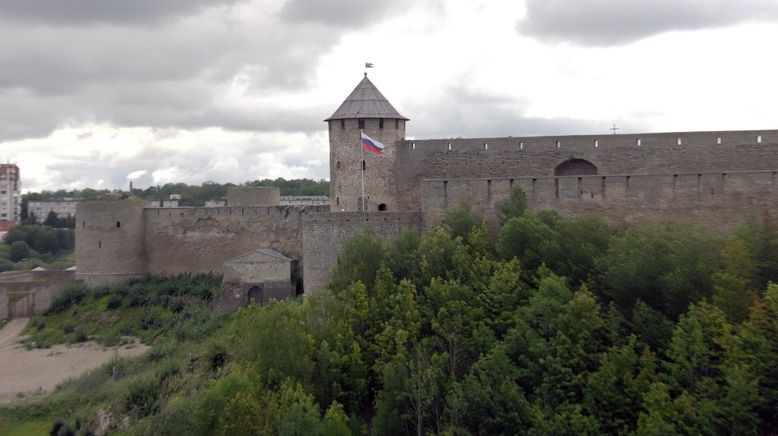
[[205, 199, 227, 207], [27, 199, 78, 223], [145, 200, 180, 208], [0, 164, 21, 233]]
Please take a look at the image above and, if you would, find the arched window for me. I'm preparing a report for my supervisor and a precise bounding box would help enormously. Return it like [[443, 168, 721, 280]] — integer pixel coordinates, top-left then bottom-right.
[[554, 158, 598, 176]]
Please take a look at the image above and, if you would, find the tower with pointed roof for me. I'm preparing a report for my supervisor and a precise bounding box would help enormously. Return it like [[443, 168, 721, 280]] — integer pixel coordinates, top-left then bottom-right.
[[325, 74, 408, 212]]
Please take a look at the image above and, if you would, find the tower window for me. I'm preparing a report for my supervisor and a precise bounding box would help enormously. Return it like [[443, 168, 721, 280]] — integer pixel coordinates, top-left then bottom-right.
[[362, 160, 366, 170], [116, 221, 121, 228], [358, 119, 365, 129], [594, 139, 599, 148], [677, 138, 682, 145], [336, 161, 341, 170], [395, 119, 399, 129], [98, 241, 102, 248], [378, 203, 387, 211], [717, 137, 722, 144], [556, 140, 561, 148], [340, 119, 345, 130], [379, 119, 384, 129], [757, 135, 762, 143], [636, 138, 642, 146]]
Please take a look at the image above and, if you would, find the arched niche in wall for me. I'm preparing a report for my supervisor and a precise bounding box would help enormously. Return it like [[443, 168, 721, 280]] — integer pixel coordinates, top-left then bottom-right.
[[554, 158, 598, 176]]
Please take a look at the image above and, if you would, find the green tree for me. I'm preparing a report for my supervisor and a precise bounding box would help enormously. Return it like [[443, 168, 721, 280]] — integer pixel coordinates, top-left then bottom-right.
[[9, 240, 30, 262], [496, 185, 528, 225], [442, 202, 480, 240], [713, 238, 756, 323], [598, 223, 718, 319], [328, 230, 386, 291], [276, 382, 323, 435], [322, 402, 351, 436], [450, 344, 532, 434]]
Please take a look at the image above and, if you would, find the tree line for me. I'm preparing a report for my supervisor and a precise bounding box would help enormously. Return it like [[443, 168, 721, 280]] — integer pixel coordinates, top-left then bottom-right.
[[20, 178, 329, 214], [174, 187, 778, 435]]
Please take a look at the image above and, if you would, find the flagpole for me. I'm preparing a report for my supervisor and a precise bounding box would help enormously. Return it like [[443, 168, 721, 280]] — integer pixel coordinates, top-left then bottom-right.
[[360, 129, 365, 212]]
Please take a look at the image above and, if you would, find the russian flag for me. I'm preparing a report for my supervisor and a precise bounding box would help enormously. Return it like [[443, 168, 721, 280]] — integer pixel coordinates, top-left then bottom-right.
[[361, 132, 385, 155]]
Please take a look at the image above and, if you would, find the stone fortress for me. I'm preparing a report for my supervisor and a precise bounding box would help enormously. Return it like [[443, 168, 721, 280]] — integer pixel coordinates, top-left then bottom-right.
[[74, 75, 778, 301]]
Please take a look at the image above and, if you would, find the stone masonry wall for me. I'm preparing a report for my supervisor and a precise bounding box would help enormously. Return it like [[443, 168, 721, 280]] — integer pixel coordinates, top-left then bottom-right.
[[76, 199, 147, 285], [144, 205, 328, 277], [421, 170, 778, 233], [0, 270, 78, 320], [302, 212, 422, 293], [329, 118, 406, 212], [397, 130, 778, 211]]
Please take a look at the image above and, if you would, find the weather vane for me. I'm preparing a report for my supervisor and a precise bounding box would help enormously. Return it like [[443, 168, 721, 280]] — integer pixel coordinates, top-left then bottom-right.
[[364, 62, 374, 76], [610, 123, 620, 135]]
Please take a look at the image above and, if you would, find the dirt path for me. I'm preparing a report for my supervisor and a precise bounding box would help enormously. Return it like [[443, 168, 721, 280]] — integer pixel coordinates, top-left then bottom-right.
[[0, 318, 149, 404]]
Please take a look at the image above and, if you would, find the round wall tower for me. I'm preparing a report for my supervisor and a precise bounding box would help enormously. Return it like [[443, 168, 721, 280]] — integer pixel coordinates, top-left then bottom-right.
[[326, 75, 408, 212]]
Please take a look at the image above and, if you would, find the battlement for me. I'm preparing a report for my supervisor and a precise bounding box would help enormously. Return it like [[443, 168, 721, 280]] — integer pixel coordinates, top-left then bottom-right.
[[143, 205, 329, 220], [400, 129, 778, 153]]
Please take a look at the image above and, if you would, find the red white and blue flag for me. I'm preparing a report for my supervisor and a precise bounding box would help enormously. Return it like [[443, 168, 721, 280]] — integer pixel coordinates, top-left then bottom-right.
[[361, 132, 384, 155]]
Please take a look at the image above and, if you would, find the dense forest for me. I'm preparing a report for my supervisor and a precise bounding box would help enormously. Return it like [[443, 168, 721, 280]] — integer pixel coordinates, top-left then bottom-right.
[[2, 187, 778, 435], [21, 178, 329, 213], [0, 224, 74, 272]]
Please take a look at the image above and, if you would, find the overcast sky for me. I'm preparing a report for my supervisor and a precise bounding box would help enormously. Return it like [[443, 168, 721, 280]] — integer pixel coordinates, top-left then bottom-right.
[[2, 0, 778, 192]]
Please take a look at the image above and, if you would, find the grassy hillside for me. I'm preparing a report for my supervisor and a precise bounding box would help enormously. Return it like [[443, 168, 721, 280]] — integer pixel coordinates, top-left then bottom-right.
[[2, 195, 778, 434]]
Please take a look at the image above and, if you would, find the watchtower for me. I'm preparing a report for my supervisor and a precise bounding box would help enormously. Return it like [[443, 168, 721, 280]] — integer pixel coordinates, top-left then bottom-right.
[[325, 75, 408, 212]]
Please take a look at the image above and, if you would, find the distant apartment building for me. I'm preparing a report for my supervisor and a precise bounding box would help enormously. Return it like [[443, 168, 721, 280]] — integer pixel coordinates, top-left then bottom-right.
[[0, 164, 21, 232], [27, 199, 79, 223]]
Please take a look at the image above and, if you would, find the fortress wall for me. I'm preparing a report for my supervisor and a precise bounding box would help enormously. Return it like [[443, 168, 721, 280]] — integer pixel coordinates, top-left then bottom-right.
[[302, 212, 423, 293], [144, 205, 328, 277], [0, 271, 78, 320], [76, 199, 147, 285], [397, 130, 778, 211], [421, 170, 778, 232]]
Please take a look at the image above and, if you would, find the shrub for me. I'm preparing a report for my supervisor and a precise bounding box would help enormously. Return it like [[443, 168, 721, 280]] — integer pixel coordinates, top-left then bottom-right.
[[9, 240, 31, 262], [125, 376, 162, 417], [48, 285, 89, 314], [106, 293, 123, 310]]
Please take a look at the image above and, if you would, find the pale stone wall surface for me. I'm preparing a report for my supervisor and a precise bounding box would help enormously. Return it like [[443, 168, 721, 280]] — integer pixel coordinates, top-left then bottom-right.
[[421, 170, 778, 233], [397, 130, 778, 211], [144, 205, 328, 276], [302, 212, 422, 293], [226, 187, 281, 207], [329, 118, 405, 212]]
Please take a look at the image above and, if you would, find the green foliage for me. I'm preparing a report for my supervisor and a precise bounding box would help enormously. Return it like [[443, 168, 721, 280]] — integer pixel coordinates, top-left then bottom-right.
[[496, 185, 528, 224], [328, 230, 386, 292], [5, 207, 778, 435], [599, 222, 719, 319], [8, 241, 30, 262], [442, 202, 480, 240]]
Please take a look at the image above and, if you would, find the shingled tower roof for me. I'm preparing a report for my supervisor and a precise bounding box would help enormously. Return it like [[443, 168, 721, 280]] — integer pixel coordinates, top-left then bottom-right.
[[325, 75, 409, 121]]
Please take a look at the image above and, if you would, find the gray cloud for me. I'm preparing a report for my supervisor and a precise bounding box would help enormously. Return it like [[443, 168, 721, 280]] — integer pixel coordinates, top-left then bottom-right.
[[0, 0, 248, 25], [519, 0, 778, 45], [280, 0, 401, 26], [405, 86, 647, 139], [0, 3, 346, 142]]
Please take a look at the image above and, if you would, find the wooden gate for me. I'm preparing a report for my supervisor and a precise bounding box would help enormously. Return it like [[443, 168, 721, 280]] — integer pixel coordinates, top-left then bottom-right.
[[247, 284, 264, 306], [8, 292, 33, 318]]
